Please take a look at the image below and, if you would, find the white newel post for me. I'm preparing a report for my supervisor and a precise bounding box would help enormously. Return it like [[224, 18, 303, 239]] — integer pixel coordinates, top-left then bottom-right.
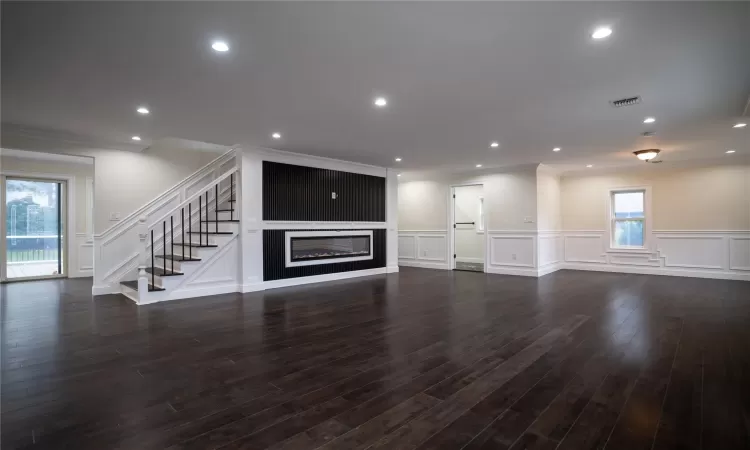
[[137, 215, 149, 303]]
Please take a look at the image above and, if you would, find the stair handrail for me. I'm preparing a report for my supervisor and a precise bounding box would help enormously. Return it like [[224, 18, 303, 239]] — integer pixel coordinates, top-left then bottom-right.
[[147, 166, 238, 231]]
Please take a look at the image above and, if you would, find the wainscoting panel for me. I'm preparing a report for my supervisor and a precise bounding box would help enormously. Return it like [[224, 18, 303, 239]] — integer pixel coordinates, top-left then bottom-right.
[[562, 230, 750, 281], [489, 234, 535, 268], [262, 161, 386, 222], [538, 233, 563, 269], [397, 231, 449, 269], [263, 229, 386, 281]]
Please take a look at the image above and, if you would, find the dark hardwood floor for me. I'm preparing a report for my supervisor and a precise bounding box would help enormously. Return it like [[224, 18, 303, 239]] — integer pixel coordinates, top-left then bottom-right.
[[1, 268, 748, 449]]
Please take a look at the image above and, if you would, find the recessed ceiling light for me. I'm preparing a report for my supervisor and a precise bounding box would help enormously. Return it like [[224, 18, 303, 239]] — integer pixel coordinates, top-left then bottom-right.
[[132, 136, 141, 141], [476, 164, 483, 168], [490, 142, 499, 148], [726, 150, 736, 154], [397, 174, 402, 177], [137, 107, 150, 115], [271, 132, 281, 139], [643, 117, 656, 124], [591, 26, 613, 40], [374, 97, 388, 107], [211, 41, 229, 52], [553, 147, 561, 152], [734, 123, 747, 128], [586, 164, 593, 168], [395, 157, 402, 162]]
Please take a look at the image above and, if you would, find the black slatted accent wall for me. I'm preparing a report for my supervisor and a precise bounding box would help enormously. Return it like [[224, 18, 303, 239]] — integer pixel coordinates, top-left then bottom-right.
[[264, 229, 386, 281], [263, 161, 386, 222]]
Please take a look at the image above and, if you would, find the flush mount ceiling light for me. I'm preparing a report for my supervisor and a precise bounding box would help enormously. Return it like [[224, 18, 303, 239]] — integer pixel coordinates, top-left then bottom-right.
[[634, 148, 660, 162], [395, 157, 402, 162], [373, 97, 388, 107], [726, 150, 736, 154], [271, 132, 281, 139], [553, 147, 561, 152], [586, 164, 593, 168], [211, 41, 229, 52], [132, 136, 141, 141], [476, 164, 483, 168], [397, 174, 402, 177], [734, 123, 747, 128], [591, 26, 613, 40], [643, 117, 656, 124], [136, 107, 150, 115], [490, 142, 499, 148]]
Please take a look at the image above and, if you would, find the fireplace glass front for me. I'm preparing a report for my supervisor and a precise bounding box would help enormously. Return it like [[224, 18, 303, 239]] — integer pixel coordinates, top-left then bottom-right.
[[290, 235, 371, 262]]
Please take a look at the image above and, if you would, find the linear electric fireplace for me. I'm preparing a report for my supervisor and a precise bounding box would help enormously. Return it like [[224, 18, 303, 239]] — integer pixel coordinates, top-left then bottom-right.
[[285, 230, 373, 268]]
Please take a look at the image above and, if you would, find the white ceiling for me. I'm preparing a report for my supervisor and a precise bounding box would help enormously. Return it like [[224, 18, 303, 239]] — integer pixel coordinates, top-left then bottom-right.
[[2, 2, 748, 175]]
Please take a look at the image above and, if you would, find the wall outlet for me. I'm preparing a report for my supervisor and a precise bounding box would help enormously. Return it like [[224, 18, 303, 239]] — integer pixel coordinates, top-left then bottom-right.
[[331, 192, 337, 199], [512, 253, 517, 260], [109, 212, 121, 221], [423, 250, 428, 256], [523, 217, 534, 223]]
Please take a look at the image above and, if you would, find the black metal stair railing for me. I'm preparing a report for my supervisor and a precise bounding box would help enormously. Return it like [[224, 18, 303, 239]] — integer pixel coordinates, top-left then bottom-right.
[[144, 168, 236, 292]]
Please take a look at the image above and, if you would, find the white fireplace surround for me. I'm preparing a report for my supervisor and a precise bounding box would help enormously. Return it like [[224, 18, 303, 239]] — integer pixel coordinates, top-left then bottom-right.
[[285, 230, 374, 268]]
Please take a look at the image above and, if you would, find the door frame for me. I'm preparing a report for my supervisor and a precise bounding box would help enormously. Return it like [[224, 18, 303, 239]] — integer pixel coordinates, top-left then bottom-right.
[[448, 183, 486, 271], [1, 171, 75, 282]]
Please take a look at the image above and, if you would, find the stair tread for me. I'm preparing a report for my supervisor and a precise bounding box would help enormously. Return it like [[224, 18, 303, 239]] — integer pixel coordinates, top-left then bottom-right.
[[155, 254, 201, 262], [215, 209, 235, 212], [120, 280, 165, 292], [202, 219, 240, 223], [145, 267, 184, 276], [187, 231, 234, 235], [173, 243, 218, 248]]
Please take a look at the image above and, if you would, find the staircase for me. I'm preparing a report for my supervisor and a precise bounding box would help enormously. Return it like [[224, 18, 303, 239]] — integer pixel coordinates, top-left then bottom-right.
[[118, 167, 240, 304]]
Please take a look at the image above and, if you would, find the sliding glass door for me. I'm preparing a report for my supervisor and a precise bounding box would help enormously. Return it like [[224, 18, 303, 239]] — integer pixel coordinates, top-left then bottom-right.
[[2, 177, 66, 281]]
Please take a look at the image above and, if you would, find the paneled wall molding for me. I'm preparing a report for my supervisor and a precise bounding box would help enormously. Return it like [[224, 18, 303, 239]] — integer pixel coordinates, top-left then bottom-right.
[[560, 229, 750, 281], [397, 231, 450, 270]]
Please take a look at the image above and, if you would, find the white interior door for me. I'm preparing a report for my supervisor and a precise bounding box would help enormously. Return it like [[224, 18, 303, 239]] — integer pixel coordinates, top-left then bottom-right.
[[452, 185, 485, 267]]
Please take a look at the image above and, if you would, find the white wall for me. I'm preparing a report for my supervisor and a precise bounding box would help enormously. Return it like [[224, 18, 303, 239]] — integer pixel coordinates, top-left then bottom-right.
[[0, 132, 227, 233], [453, 184, 484, 263], [0, 154, 95, 277], [559, 162, 750, 281], [398, 165, 538, 271], [536, 165, 563, 275]]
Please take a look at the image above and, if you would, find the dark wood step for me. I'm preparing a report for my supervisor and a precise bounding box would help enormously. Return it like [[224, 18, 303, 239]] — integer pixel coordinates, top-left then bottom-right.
[[215, 209, 235, 212], [200, 219, 240, 223], [145, 267, 183, 277], [120, 280, 165, 292], [155, 254, 201, 262], [173, 242, 218, 248]]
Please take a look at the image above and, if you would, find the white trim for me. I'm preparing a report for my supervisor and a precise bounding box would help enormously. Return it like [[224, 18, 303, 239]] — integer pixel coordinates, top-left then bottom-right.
[[284, 230, 374, 268], [246, 145, 387, 178], [563, 263, 750, 282], [399, 260, 451, 270], [397, 230, 448, 234], [262, 267, 387, 290], [1, 147, 94, 164], [485, 266, 540, 277], [456, 257, 484, 264]]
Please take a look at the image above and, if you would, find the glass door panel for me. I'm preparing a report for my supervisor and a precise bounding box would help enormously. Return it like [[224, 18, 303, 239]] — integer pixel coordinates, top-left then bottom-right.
[[4, 178, 65, 280]]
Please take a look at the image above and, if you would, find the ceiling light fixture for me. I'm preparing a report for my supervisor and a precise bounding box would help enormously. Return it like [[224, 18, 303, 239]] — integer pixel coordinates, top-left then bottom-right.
[[586, 164, 593, 168], [374, 97, 387, 107], [726, 150, 736, 154], [211, 41, 229, 52], [395, 157, 402, 162], [132, 136, 141, 141], [553, 147, 561, 152], [591, 26, 613, 40], [643, 117, 656, 124], [137, 107, 150, 115], [476, 164, 483, 168], [634, 148, 660, 162], [271, 132, 281, 139], [490, 142, 499, 148], [734, 123, 747, 128], [397, 174, 402, 177]]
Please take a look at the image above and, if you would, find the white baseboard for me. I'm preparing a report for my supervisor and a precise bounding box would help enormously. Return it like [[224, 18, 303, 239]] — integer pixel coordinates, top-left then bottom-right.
[[262, 267, 388, 290], [538, 262, 563, 277], [92, 284, 120, 296], [562, 263, 750, 282], [398, 260, 451, 270], [386, 265, 400, 273]]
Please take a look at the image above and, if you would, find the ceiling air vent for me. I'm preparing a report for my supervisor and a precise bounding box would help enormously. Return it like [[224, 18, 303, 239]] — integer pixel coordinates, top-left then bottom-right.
[[641, 131, 656, 137], [610, 96, 641, 108]]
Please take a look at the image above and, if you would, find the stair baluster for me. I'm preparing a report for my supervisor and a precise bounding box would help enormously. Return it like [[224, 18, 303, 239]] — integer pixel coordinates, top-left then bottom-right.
[[188, 203, 193, 259], [230, 173, 234, 221], [204, 192, 209, 245], [151, 230, 155, 288], [170, 216, 175, 273], [215, 184, 219, 233], [181, 208, 186, 262], [163, 221, 167, 275], [199, 196, 203, 247]]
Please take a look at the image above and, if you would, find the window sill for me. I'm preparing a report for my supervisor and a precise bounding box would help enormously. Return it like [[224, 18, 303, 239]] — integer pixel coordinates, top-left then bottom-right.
[[607, 247, 651, 254]]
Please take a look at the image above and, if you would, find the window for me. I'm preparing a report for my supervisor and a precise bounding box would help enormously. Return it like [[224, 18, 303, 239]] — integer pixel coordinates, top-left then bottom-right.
[[477, 197, 485, 232], [611, 189, 645, 248]]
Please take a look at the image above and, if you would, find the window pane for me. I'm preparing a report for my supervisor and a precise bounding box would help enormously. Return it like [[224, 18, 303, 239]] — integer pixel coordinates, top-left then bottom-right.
[[614, 220, 644, 247], [613, 191, 644, 218]]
